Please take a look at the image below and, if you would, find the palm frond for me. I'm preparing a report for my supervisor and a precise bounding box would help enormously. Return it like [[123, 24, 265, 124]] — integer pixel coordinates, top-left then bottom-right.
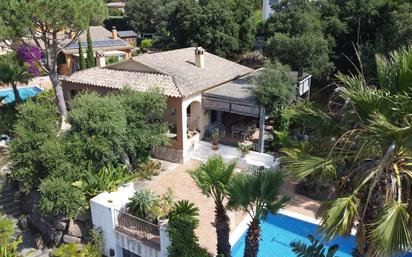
[[283, 155, 336, 183], [376, 46, 412, 94], [369, 201, 412, 257], [321, 195, 359, 239]]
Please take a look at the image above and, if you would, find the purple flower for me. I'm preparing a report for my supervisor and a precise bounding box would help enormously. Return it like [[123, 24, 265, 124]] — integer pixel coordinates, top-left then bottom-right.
[[16, 44, 42, 76]]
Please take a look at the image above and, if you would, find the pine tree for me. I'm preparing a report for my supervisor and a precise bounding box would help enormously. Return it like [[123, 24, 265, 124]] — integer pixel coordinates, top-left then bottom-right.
[[86, 28, 95, 68], [78, 40, 86, 70]]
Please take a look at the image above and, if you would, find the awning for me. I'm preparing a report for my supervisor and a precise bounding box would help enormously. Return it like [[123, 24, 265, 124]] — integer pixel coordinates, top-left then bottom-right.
[[202, 72, 261, 117]]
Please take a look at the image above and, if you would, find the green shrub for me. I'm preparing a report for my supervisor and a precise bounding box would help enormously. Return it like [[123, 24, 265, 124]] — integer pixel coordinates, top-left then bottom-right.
[[140, 39, 153, 52], [0, 236, 22, 257], [127, 188, 174, 222], [38, 177, 84, 218], [9, 101, 59, 192], [0, 104, 17, 135], [117, 88, 168, 166], [168, 201, 210, 257], [69, 92, 127, 167], [254, 61, 296, 117], [34, 89, 56, 106], [0, 215, 14, 245], [136, 159, 163, 179], [73, 163, 136, 201]]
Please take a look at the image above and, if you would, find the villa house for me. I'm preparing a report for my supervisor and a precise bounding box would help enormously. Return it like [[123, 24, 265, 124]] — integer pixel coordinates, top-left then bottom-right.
[[58, 26, 133, 75], [61, 47, 311, 164]]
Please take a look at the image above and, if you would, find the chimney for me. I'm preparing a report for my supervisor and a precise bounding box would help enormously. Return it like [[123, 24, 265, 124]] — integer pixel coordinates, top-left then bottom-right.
[[112, 26, 118, 40], [96, 51, 106, 67], [195, 47, 205, 68]]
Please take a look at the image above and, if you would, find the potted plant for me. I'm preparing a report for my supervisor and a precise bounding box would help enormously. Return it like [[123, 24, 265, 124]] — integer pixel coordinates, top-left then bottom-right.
[[237, 141, 253, 157], [211, 128, 224, 150]]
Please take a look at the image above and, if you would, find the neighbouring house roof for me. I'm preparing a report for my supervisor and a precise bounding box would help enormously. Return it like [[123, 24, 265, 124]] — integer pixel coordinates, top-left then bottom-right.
[[62, 67, 181, 97], [62, 47, 254, 98], [117, 31, 138, 38], [60, 26, 132, 55]]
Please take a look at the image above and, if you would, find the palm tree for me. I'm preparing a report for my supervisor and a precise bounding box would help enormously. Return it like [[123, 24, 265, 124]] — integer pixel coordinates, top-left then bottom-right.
[[0, 52, 31, 104], [190, 156, 237, 257], [282, 46, 412, 257], [290, 234, 339, 257], [227, 169, 288, 257]]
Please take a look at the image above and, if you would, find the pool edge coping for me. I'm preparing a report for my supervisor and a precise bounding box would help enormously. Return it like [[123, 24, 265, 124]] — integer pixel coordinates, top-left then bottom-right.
[[0, 85, 43, 92]]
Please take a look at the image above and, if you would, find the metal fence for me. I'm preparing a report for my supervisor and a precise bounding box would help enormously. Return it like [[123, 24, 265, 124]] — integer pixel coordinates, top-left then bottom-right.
[[114, 209, 160, 249]]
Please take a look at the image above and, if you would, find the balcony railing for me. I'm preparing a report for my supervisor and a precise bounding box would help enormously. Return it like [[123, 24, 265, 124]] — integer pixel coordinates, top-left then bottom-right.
[[114, 209, 160, 249]]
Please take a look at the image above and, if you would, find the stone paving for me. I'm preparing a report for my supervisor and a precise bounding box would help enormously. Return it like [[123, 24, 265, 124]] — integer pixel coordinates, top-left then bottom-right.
[[144, 159, 321, 255]]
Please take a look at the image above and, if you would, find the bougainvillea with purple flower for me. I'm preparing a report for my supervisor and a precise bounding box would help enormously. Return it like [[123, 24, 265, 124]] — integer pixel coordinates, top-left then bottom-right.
[[16, 44, 42, 76]]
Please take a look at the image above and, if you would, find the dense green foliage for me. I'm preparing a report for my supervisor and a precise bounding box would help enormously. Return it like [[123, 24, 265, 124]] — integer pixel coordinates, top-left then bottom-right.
[[282, 47, 412, 256], [86, 28, 95, 69], [0, 104, 17, 135], [38, 177, 84, 218], [0, 52, 31, 104], [125, 0, 162, 33], [126, 0, 256, 57], [9, 89, 168, 217], [0, 0, 108, 119], [69, 92, 127, 167], [254, 62, 296, 116], [264, 0, 334, 79], [0, 236, 22, 257], [73, 164, 136, 201], [9, 101, 59, 192], [0, 215, 14, 245], [168, 201, 210, 257]]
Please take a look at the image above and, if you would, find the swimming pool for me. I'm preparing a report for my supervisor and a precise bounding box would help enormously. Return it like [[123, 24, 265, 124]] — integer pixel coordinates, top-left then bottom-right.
[[231, 211, 356, 257], [0, 86, 43, 103], [231, 211, 412, 257]]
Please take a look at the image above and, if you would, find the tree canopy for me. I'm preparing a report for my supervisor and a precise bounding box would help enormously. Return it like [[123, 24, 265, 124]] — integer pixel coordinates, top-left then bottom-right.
[[0, 0, 108, 122], [264, 0, 334, 79], [254, 62, 296, 116]]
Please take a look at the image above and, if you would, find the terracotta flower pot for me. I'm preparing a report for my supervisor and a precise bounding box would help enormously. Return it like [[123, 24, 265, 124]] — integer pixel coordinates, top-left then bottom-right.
[[212, 143, 219, 150]]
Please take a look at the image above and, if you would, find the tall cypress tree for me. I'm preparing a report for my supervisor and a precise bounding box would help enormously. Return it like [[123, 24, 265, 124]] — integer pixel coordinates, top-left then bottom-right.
[[78, 40, 86, 70], [86, 28, 95, 68]]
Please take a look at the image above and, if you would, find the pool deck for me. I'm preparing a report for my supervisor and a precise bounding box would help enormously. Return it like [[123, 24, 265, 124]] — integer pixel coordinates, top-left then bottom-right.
[[144, 159, 321, 255]]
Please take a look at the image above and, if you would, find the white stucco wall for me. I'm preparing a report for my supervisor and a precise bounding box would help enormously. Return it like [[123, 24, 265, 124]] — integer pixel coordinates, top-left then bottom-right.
[[90, 183, 135, 257], [90, 183, 170, 257], [181, 93, 209, 162]]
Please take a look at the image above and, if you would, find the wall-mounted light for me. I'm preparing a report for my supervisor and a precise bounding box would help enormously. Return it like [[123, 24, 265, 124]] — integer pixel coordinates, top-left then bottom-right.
[[109, 249, 115, 256]]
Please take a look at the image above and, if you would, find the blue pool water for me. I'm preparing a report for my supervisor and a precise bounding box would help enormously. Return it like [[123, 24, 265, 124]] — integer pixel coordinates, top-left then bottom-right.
[[0, 86, 43, 103], [232, 213, 412, 257], [232, 213, 356, 257]]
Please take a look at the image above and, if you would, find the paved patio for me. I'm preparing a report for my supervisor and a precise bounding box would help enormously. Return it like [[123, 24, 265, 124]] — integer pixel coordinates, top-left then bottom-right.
[[144, 159, 321, 255]]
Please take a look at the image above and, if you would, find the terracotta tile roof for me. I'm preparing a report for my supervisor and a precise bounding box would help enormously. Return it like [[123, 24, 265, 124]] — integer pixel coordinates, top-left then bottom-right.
[[62, 47, 254, 97], [109, 47, 254, 96], [62, 67, 181, 97], [60, 26, 132, 54]]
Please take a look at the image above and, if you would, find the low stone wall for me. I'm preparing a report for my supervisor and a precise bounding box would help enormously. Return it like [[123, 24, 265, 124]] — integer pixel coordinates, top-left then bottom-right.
[[21, 193, 91, 248], [151, 146, 184, 164]]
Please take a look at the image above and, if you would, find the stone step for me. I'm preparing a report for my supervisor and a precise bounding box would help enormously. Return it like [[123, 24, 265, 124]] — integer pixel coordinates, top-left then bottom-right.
[[0, 190, 21, 199], [1, 204, 21, 216], [0, 199, 21, 209]]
